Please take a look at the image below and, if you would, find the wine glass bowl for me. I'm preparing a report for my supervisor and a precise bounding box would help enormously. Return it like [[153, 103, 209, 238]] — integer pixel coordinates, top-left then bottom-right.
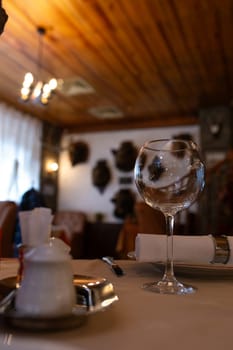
[[134, 139, 205, 295]]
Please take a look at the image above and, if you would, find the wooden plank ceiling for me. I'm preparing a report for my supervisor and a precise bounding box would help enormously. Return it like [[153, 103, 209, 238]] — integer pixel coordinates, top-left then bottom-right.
[[0, 0, 232, 132]]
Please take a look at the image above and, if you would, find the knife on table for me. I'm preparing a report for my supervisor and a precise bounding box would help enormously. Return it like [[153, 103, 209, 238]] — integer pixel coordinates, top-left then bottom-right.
[[102, 256, 124, 277]]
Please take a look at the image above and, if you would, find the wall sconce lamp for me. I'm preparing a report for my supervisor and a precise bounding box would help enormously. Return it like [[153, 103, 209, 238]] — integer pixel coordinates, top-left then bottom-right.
[[45, 160, 59, 174]]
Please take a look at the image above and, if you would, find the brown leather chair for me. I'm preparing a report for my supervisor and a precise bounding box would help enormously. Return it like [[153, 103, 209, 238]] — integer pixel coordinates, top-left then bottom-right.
[[0, 201, 17, 257], [116, 201, 166, 258], [135, 202, 166, 235], [200, 150, 233, 235]]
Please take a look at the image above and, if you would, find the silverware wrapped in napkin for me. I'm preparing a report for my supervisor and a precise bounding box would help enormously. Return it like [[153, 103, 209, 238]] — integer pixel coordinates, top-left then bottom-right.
[[135, 234, 233, 265]]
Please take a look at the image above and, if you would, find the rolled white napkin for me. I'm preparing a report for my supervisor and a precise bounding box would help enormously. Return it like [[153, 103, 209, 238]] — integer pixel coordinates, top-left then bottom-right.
[[19, 207, 53, 247], [135, 234, 233, 265]]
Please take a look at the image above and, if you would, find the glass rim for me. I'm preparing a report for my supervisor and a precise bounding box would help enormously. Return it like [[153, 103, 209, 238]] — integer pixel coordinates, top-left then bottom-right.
[[143, 138, 195, 152]]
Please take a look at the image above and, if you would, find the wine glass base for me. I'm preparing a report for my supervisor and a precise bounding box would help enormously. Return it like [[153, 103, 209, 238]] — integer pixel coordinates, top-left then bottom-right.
[[142, 280, 197, 295]]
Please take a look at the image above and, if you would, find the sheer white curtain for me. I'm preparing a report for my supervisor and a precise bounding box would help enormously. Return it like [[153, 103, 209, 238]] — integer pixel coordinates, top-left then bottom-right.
[[0, 103, 42, 203]]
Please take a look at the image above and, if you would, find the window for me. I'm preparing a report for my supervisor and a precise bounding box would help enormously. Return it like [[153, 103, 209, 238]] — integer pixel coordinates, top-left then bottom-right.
[[0, 103, 42, 202]]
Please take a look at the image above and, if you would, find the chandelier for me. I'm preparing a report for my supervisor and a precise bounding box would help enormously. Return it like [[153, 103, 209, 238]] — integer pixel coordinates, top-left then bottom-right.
[[20, 26, 58, 105]]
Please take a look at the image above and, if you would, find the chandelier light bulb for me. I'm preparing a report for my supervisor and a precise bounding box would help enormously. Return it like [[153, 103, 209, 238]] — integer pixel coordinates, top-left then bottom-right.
[[48, 78, 58, 90], [41, 83, 52, 104], [42, 83, 51, 96], [31, 81, 43, 99], [24, 72, 34, 87], [20, 87, 30, 100], [41, 95, 49, 105]]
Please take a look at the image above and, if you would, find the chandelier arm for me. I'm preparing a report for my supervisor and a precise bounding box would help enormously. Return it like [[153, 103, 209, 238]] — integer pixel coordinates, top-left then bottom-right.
[[37, 27, 45, 80]]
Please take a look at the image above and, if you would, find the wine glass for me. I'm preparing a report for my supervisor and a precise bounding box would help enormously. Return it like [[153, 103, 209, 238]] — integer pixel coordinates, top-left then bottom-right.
[[134, 139, 205, 295]]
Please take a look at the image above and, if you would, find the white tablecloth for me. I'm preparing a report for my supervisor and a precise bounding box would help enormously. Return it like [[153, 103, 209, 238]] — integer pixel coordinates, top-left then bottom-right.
[[1, 258, 233, 350]]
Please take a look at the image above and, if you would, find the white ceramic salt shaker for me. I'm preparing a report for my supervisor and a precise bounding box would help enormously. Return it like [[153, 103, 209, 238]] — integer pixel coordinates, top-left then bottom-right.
[[15, 240, 76, 318]]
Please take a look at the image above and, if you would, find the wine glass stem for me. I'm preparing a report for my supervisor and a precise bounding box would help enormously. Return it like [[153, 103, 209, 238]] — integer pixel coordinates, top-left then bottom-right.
[[164, 214, 175, 281]]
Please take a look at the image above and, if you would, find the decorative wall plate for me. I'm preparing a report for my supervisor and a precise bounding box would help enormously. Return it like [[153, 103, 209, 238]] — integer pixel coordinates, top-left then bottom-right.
[[112, 141, 138, 172]]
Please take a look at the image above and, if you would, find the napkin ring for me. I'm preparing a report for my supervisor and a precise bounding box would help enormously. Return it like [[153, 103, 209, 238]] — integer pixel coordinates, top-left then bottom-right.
[[211, 235, 230, 264]]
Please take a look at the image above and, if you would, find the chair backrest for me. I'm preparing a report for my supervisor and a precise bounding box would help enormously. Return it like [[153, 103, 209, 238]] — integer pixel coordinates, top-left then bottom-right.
[[53, 211, 86, 240], [135, 202, 166, 235], [200, 151, 233, 235], [0, 201, 17, 257], [135, 201, 200, 235]]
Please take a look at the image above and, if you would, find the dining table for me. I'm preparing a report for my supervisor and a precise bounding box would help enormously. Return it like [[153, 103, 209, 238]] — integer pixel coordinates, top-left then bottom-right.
[[0, 257, 233, 350]]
